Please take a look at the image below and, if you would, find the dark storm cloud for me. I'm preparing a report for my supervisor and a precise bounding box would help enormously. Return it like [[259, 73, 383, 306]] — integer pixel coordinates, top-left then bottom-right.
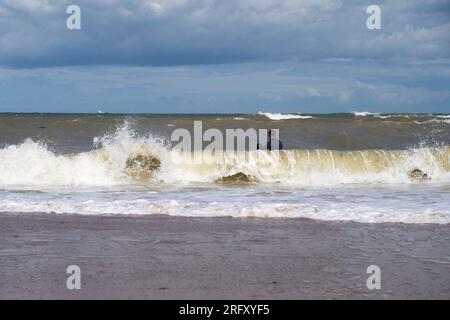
[[1, 61, 449, 113], [0, 0, 449, 68]]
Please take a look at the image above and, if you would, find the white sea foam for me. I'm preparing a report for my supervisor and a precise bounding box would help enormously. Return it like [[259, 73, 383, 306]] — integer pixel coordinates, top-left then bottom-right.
[[257, 112, 313, 120], [0, 122, 169, 188], [373, 115, 392, 119], [0, 187, 449, 224], [0, 123, 449, 224], [414, 119, 450, 125], [353, 112, 394, 119], [352, 111, 380, 117], [0, 123, 448, 189]]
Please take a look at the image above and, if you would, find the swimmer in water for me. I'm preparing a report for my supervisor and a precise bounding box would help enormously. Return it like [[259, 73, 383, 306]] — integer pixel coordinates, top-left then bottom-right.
[[257, 129, 283, 151]]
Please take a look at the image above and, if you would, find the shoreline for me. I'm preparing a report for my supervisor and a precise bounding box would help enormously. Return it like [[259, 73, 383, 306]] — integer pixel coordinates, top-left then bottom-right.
[[0, 212, 449, 299]]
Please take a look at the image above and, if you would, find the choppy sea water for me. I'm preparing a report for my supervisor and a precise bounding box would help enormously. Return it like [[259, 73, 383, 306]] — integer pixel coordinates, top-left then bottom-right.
[[0, 112, 449, 224]]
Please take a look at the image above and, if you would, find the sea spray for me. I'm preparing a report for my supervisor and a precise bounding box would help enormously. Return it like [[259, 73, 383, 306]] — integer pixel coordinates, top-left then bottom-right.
[[0, 118, 449, 223], [0, 134, 449, 188]]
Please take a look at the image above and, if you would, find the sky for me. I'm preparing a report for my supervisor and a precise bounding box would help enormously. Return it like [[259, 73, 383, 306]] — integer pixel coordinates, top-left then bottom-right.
[[0, 0, 449, 113]]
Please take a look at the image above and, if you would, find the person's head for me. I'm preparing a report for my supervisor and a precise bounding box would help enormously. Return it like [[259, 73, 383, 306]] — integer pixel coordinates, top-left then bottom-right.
[[268, 129, 272, 139]]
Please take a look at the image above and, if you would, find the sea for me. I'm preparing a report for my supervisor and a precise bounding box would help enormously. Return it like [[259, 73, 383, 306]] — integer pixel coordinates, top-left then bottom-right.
[[0, 112, 449, 224]]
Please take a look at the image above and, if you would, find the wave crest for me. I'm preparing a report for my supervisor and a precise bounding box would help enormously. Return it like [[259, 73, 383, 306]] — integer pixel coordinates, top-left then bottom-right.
[[0, 123, 449, 189], [257, 112, 313, 120]]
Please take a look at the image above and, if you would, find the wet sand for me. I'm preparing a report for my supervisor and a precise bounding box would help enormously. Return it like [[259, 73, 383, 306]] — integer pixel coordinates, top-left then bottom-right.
[[0, 213, 449, 299]]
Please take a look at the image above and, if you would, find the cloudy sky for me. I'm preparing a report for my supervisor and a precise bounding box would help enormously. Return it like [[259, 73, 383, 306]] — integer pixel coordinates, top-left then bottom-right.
[[0, 0, 449, 113]]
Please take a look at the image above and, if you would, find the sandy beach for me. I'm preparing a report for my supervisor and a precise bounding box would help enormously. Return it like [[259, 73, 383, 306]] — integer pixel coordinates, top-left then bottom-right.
[[0, 213, 448, 299]]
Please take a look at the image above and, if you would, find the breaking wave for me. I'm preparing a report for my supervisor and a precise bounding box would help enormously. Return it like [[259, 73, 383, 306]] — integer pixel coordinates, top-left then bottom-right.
[[1, 195, 448, 224], [257, 112, 313, 120], [352, 111, 380, 117], [0, 123, 449, 189], [414, 119, 450, 125]]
